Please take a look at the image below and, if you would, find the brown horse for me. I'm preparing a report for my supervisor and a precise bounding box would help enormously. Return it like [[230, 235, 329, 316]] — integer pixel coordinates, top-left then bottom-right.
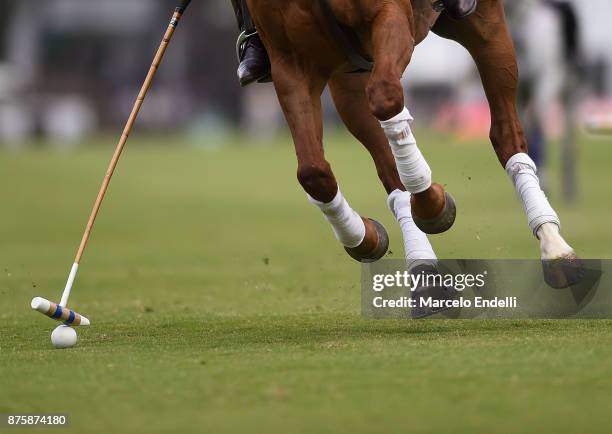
[[247, 0, 581, 288]]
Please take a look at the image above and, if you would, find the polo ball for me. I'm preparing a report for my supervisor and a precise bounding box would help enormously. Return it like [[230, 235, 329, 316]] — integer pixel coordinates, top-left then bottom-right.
[[51, 325, 77, 349]]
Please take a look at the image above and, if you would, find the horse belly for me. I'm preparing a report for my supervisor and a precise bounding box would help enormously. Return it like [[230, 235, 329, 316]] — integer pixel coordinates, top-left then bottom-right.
[[250, 0, 348, 74]]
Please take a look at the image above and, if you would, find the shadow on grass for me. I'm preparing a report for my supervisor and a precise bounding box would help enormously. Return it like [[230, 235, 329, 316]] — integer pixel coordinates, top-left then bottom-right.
[[73, 314, 610, 350]]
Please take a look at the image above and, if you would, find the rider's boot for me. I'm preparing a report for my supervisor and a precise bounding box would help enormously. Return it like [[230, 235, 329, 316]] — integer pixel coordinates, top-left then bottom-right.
[[231, 0, 271, 86]]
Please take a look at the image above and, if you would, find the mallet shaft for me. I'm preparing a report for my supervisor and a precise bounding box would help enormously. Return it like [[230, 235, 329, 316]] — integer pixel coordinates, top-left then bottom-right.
[[74, 4, 189, 266], [60, 263, 79, 307], [32, 1, 193, 325]]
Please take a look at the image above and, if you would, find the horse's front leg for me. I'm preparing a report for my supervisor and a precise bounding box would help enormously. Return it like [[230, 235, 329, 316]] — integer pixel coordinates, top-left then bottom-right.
[[433, 0, 583, 287], [328, 71, 458, 318], [366, 3, 456, 235], [329, 72, 438, 269], [272, 59, 388, 262]]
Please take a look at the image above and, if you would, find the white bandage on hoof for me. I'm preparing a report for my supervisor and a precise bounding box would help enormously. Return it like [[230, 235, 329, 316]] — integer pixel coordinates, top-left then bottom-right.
[[308, 189, 366, 248], [505, 153, 561, 236], [388, 189, 437, 268], [380, 108, 432, 194]]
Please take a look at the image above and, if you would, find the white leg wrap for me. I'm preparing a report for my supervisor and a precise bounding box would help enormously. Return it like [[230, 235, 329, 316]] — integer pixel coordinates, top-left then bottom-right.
[[505, 153, 560, 236], [380, 107, 432, 194], [388, 189, 437, 268], [308, 189, 366, 248]]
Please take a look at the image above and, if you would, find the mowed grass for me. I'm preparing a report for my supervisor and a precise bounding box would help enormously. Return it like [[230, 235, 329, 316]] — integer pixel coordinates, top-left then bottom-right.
[[1, 129, 611, 433]]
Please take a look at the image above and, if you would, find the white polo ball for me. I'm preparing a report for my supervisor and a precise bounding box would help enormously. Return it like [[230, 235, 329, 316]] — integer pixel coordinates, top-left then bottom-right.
[[51, 325, 77, 349]]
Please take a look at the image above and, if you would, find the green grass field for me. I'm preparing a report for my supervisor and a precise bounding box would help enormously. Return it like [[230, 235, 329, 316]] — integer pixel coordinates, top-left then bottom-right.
[[1, 130, 611, 433]]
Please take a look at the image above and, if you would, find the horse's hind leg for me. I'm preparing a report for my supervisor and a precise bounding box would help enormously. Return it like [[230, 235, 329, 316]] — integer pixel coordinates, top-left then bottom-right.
[[365, 3, 457, 235], [433, 0, 583, 287], [329, 72, 438, 268], [272, 61, 388, 263]]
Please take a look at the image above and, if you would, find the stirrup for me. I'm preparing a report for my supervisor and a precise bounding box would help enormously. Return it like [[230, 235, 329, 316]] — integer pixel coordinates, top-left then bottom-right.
[[432, 0, 445, 12], [236, 29, 259, 62]]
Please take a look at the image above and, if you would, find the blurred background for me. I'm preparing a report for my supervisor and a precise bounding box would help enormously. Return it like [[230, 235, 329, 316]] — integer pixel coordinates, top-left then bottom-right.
[[0, 0, 611, 201], [2, 4, 612, 429]]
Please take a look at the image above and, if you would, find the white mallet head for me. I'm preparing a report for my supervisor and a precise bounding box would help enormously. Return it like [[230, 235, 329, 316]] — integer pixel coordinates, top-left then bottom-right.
[[31, 297, 90, 326]]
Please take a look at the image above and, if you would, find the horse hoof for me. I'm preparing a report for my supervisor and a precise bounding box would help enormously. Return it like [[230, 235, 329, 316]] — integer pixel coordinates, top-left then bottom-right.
[[412, 192, 456, 234], [542, 252, 586, 289], [410, 262, 459, 319], [344, 219, 389, 263]]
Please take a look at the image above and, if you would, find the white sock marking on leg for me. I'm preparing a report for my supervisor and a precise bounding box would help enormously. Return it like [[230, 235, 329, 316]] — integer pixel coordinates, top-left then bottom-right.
[[308, 189, 366, 248], [537, 223, 574, 260]]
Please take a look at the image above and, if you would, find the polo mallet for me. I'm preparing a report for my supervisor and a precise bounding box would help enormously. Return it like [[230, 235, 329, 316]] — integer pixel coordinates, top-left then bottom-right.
[[31, 0, 193, 326]]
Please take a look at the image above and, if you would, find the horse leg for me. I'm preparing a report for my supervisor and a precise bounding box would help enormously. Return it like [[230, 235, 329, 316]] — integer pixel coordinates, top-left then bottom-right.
[[272, 62, 388, 263], [365, 2, 456, 235], [433, 0, 583, 287], [329, 72, 403, 195], [329, 72, 437, 268], [329, 71, 456, 316]]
